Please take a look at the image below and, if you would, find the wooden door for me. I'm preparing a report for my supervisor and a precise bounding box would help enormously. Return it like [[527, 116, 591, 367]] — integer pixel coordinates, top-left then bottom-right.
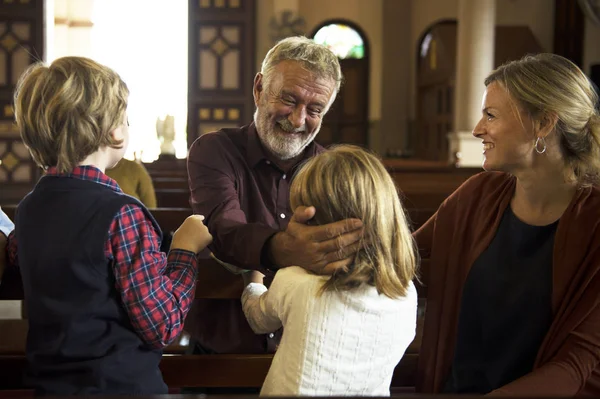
[[318, 58, 369, 148], [187, 0, 256, 147], [0, 0, 45, 205]]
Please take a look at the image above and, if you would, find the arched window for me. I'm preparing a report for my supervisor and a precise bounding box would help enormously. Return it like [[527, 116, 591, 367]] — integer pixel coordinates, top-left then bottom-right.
[[313, 23, 365, 59], [311, 21, 369, 148]]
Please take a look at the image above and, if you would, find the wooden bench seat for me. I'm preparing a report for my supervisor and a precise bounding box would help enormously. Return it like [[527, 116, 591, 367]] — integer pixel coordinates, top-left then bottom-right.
[[152, 177, 188, 190], [0, 172, 445, 391], [0, 299, 425, 390], [147, 207, 191, 233], [154, 189, 191, 209], [1, 204, 435, 242], [147, 162, 480, 209], [0, 352, 419, 390], [151, 187, 452, 210]]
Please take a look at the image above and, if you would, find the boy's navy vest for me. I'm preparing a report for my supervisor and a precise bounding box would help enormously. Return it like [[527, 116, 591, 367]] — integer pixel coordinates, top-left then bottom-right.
[[16, 176, 167, 395]]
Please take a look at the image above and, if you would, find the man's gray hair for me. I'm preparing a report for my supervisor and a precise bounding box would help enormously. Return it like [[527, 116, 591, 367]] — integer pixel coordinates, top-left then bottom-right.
[[260, 36, 343, 93]]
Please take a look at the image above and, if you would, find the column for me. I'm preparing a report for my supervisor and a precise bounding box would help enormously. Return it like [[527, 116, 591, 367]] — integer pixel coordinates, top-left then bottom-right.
[[449, 0, 496, 167]]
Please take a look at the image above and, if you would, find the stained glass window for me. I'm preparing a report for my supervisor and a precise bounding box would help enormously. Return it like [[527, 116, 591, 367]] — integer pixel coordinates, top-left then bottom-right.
[[313, 24, 365, 59]]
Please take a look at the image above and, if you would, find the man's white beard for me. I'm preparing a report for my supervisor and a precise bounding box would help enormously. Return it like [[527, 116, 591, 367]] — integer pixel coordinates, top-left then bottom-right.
[[254, 108, 320, 160]]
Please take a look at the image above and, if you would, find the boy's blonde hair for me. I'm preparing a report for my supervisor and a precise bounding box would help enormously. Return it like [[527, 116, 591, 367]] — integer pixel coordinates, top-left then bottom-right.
[[290, 145, 418, 298], [13, 56, 129, 173]]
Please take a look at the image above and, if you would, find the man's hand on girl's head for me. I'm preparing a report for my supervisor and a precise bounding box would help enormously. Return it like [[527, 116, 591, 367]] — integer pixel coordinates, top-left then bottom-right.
[[265, 206, 363, 275]]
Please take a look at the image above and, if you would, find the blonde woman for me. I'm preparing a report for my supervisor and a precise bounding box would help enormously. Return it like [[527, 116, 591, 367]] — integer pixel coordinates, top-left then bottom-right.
[[416, 53, 600, 396], [241, 145, 418, 396]]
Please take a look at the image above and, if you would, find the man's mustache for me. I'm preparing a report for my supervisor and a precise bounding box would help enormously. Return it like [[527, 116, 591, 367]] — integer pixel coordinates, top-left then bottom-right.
[[277, 119, 306, 133]]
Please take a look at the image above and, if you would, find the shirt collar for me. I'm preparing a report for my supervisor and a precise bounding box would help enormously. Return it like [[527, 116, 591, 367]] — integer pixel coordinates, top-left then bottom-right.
[[246, 122, 268, 168], [246, 122, 321, 169], [45, 165, 123, 193]]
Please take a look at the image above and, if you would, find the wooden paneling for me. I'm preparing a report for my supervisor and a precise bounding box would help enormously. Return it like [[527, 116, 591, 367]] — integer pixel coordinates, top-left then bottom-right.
[[318, 57, 369, 148], [0, 0, 44, 204], [553, 0, 585, 67], [187, 0, 255, 148]]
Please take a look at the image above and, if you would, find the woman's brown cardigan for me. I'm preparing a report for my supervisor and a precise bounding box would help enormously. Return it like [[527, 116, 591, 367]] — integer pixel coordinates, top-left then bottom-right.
[[414, 171, 600, 396]]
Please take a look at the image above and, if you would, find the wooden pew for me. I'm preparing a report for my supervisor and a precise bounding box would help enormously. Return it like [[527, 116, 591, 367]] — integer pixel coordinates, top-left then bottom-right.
[[149, 207, 191, 233], [154, 189, 191, 209], [150, 187, 451, 212], [0, 163, 460, 391], [161, 352, 420, 389], [1, 206, 191, 235], [146, 159, 481, 210], [0, 320, 423, 390], [149, 175, 478, 211], [0, 301, 426, 388], [0, 205, 434, 300], [144, 158, 187, 180], [153, 177, 188, 190], [0, 353, 419, 390], [0, 223, 428, 391], [2, 206, 434, 237]]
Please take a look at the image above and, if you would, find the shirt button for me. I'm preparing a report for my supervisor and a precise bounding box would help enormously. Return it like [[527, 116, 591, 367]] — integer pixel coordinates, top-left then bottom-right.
[[282, 174, 287, 180], [266, 160, 271, 165], [269, 333, 275, 338], [280, 213, 286, 219]]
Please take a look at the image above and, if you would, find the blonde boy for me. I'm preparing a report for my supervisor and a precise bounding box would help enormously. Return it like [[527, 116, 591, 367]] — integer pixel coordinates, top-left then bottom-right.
[[8, 57, 211, 395]]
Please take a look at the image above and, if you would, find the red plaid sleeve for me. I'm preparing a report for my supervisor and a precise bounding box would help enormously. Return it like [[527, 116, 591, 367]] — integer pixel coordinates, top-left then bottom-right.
[[105, 204, 198, 349]]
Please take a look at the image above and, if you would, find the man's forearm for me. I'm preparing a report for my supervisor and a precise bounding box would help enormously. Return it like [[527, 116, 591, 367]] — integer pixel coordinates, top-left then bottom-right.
[[210, 221, 279, 271], [261, 232, 288, 271]]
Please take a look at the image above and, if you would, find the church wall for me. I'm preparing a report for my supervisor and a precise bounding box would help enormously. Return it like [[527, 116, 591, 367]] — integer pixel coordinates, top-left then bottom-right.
[[584, 19, 600, 77], [406, 0, 555, 151], [495, 0, 554, 53]]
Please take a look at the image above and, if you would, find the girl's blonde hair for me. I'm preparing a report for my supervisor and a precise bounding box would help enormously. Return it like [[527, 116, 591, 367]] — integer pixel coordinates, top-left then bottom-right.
[[13, 56, 129, 173], [290, 145, 418, 298], [485, 53, 600, 185]]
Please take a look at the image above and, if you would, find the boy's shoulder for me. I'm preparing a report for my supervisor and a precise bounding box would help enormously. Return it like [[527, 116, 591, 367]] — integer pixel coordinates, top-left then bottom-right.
[[21, 176, 154, 228]]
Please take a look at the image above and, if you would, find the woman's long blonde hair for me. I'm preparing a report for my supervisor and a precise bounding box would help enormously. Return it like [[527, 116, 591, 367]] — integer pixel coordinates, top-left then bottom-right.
[[290, 145, 418, 298]]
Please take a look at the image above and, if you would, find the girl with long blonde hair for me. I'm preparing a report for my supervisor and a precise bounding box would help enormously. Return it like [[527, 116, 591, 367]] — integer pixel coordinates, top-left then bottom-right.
[[242, 144, 418, 396]]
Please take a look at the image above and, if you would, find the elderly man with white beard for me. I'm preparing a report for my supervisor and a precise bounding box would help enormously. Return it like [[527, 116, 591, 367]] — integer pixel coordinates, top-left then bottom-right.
[[185, 36, 363, 357]]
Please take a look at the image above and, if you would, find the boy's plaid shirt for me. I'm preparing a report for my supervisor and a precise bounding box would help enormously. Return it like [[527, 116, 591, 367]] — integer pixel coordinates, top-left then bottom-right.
[[7, 165, 197, 348]]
